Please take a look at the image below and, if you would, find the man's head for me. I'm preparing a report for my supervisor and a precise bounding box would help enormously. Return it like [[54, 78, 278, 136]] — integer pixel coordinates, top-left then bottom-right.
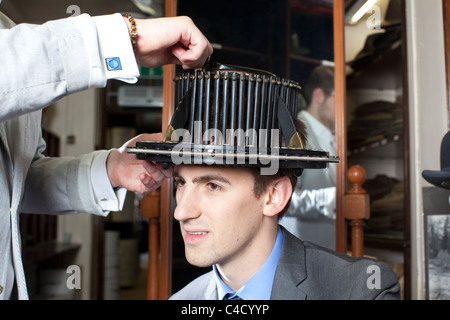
[[303, 65, 335, 131], [173, 164, 295, 271], [172, 115, 306, 270]]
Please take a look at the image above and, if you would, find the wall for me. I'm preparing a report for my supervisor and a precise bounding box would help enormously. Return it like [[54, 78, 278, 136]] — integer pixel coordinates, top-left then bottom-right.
[[405, 0, 448, 300], [43, 88, 101, 300]]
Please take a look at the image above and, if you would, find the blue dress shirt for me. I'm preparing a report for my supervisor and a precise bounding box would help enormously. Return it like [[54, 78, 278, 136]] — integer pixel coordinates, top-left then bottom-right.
[[213, 227, 284, 300]]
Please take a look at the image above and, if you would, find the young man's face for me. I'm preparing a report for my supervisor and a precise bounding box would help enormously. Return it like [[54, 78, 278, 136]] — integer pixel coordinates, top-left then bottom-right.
[[318, 89, 335, 131], [173, 165, 274, 272]]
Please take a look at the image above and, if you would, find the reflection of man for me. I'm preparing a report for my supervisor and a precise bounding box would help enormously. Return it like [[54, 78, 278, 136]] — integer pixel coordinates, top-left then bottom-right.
[[280, 65, 336, 250]]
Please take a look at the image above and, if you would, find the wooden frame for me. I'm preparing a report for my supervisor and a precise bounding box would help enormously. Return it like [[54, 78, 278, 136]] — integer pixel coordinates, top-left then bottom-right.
[[334, 0, 348, 253], [401, 0, 411, 300], [158, 0, 177, 300]]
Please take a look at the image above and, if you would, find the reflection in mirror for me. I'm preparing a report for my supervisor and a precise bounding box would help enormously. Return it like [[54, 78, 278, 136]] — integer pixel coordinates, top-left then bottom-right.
[[279, 66, 337, 250], [279, 0, 337, 251]]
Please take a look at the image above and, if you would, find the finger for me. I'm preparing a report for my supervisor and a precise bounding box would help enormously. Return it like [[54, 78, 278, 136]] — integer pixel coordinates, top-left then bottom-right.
[[143, 161, 173, 179], [153, 162, 174, 178], [172, 42, 213, 69], [171, 45, 192, 65], [139, 173, 160, 193], [143, 161, 172, 183], [135, 132, 164, 143]]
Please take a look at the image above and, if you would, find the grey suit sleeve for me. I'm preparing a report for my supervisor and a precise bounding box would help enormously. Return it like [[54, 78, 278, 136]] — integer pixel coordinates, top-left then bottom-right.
[[349, 260, 401, 300], [20, 134, 110, 216], [0, 13, 106, 122]]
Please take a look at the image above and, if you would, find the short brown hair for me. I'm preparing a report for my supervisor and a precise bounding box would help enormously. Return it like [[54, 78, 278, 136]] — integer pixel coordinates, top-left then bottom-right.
[[303, 65, 334, 106], [249, 118, 305, 219], [248, 117, 307, 219], [248, 167, 297, 220]]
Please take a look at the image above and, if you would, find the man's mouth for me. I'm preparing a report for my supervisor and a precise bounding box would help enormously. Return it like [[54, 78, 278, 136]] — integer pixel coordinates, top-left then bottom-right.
[[184, 230, 209, 244], [187, 231, 208, 236]]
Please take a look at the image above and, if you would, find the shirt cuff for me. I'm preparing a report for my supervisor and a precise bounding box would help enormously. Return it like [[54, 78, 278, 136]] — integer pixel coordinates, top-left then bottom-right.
[[68, 13, 106, 89], [92, 13, 140, 84], [90, 150, 127, 212]]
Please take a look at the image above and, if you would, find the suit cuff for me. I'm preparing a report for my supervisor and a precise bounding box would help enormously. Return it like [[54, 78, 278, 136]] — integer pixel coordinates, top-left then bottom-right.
[[92, 13, 140, 84], [90, 150, 127, 212]]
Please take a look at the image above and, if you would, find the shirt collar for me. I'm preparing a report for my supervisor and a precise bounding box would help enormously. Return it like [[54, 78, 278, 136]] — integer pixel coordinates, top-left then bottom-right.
[[213, 227, 283, 300], [300, 110, 333, 137], [299, 110, 335, 155]]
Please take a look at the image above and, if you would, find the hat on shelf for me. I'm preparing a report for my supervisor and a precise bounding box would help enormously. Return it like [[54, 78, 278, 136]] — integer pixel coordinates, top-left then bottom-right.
[[422, 131, 450, 189], [127, 63, 339, 175]]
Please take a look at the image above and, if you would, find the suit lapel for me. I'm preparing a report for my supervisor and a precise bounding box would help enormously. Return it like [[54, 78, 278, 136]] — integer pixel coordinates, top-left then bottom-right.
[[271, 227, 308, 300], [204, 272, 218, 300]]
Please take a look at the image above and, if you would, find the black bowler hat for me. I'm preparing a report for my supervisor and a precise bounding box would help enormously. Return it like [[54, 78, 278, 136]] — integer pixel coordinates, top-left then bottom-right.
[[422, 131, 450, 189], [127, 63, 339, 175]]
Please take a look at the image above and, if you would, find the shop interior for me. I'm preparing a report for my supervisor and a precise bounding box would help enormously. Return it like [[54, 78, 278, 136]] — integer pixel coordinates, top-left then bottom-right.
[[1, 0, 450, 300]]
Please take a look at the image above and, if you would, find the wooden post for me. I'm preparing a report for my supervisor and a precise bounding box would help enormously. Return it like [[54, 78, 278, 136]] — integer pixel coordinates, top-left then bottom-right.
[[333, 0, 348, 254], [157, 0, 177, 300], [140, 190, 161, 299], [343, 165, 370, 257]]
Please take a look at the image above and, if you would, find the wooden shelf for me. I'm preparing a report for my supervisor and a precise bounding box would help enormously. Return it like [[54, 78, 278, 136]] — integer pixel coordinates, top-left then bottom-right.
[[364, 233, 405, 251], [22, 241, 81, 266], [348, 133, 403, 157]]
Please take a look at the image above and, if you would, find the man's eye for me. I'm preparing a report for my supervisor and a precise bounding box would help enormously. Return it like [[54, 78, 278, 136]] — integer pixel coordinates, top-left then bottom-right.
[[174, 179, 185, 189], [206, 182, 222, 191]]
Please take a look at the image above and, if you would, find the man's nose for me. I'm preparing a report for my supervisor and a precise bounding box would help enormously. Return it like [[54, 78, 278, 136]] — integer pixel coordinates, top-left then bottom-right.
[[174, 186, 201, 222]]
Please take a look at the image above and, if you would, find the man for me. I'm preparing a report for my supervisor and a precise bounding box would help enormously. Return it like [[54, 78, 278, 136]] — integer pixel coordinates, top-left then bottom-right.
[[280, 65, 337, 250], [0, 5, 212, 299], [139, 65, 400, 300], [170, 164, 399, 300]]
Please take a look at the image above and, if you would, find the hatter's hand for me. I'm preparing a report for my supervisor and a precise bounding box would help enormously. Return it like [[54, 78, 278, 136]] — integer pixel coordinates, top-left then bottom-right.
[[126, 16, 213, 69], [106, 133, 173, 194]]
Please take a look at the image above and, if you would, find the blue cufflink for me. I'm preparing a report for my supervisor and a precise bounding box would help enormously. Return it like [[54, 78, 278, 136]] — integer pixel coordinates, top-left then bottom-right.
[[106, 57, 122, 71]]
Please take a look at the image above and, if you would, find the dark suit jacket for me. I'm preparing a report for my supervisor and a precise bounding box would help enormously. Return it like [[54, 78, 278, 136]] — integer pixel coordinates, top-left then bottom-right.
[[170, 227, 400, 300]]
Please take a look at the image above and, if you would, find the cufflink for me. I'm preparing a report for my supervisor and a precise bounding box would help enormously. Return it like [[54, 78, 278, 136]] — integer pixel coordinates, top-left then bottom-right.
[[106, 57, 122, 71]]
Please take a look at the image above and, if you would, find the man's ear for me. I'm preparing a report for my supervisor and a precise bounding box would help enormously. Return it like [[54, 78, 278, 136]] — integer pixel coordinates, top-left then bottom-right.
[[262, 177, 293, 217], [312, 87, 325, 105]]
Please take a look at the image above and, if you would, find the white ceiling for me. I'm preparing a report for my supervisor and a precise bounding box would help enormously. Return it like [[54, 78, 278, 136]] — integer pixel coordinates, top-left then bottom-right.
[[0, 0, 163, 24]]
